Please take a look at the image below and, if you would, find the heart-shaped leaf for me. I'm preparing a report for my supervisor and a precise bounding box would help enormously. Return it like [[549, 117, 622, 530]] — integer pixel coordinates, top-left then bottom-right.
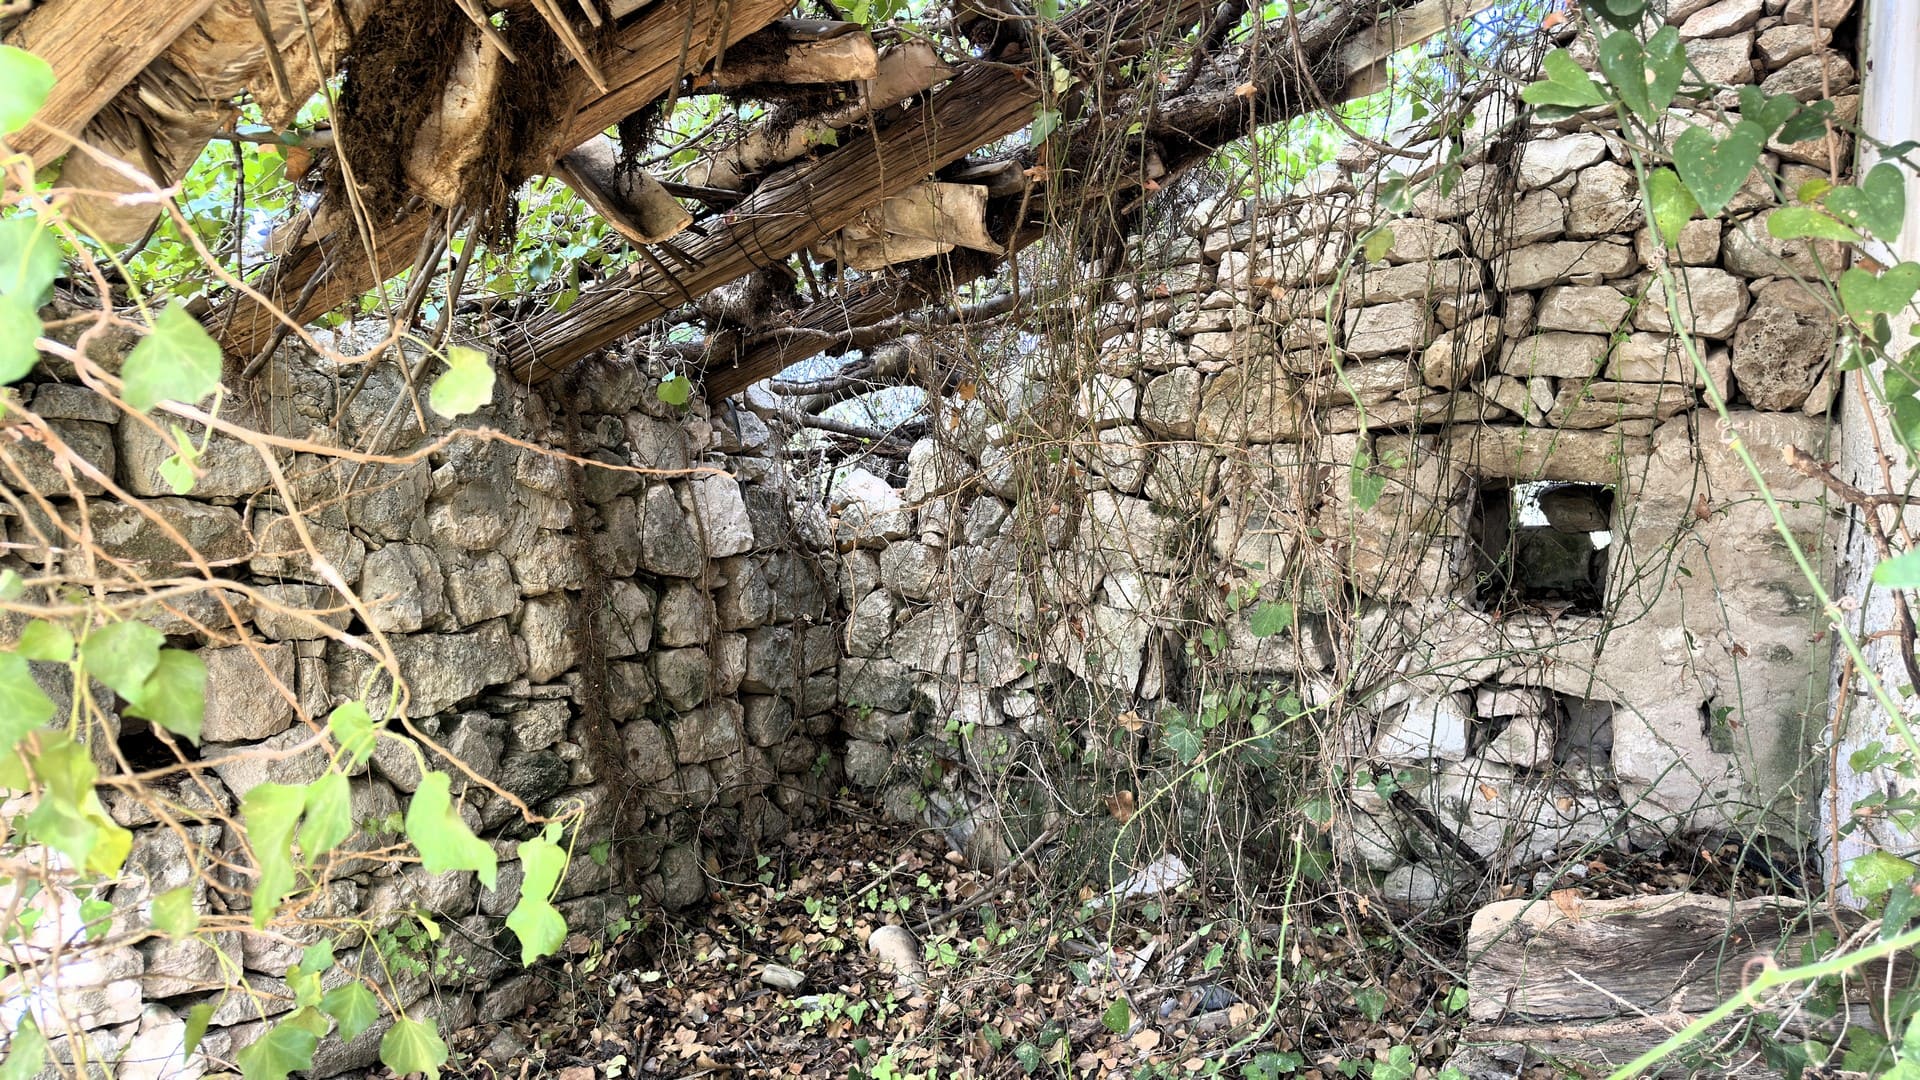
[[1673, 120, 1765, 216], [0, 295, 40, 384], [1737, 86, 1801, 138], [0, 216, 64, 309], [1777, 98, 1835, 144], [427, 345, 494, 418], [121, 305, 222, 413], [1597, 28, 1684, 122], [1589, 0, 1649, 31], [1829, 162, 1907, 243], [1839, 263, 1920, 324], [0, 46, 53, 140], [1520, 49, 1606, 112], [1767, 206, 1861, 243]]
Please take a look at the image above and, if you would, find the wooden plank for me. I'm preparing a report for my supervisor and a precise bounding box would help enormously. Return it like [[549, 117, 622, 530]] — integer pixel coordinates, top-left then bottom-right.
[[2, 0, 220, 164], [212, 0, 791, 358]]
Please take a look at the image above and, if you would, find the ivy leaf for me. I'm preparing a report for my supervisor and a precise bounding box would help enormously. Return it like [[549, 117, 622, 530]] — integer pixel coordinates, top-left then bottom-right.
[[1873, 549, 1920, 588], [0, 216, 64, 308], [0, 1017, 45, 1080], [1828, 162, 1907, 242], [1163, 718, 1202, 764], [1030, 106, 1062, 144], [380, 1016, 449, 1079], [1767, 206, 1861, 243], [1247, 601, 1296, 639], [1596, 28, 1684, 123], [1362, 227, 1395, 263], [183, 1003, 214, 1061], [121, 306, 223, 413], [298, 937, 335, 975], [79, 619, 164, 703], [299, 771, 352, 857], [1672, 120, 1766, 217], [427, 345, 494, 418], [505, 829, 569, 965], [1839, 263, 1920, 325], [1736, 86, 1802, 138], [241, 782, 306, 928], [1587, 0, 1648, 31], [22, 734, 132, 875], [234, 1022, 319, 1080], [655, 372, 692, 407], [321, 982, 381, 1042], [0, 653, 53, 750], [1776, 98, 1835, 144], [1519, 49, 1606, 113], [1845, 850, 1920, 903], [1349, 455, 1386, 511], [151, 884, 200, 938], [1101, 997, 1130, 1034], [17, 620, 73, 662], [404, 771, 498, 889], [124, 647, 206, 743], [159, 424, 202, 494], [0, 45, 54, 139], [328, 700, 379, 767], [0, 296, 42, 384]]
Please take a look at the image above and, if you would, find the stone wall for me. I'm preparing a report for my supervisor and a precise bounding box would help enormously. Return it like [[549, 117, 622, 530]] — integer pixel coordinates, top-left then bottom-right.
[[1, 335, 839, 1075], [826, 0, 1851, 902]]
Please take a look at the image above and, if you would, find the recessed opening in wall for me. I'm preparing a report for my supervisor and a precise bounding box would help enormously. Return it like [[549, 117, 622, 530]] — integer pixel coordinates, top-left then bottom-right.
[[1555, 694, 1614, 769], [117, 716, 198, 771], [1471, 481, 1614, 614]]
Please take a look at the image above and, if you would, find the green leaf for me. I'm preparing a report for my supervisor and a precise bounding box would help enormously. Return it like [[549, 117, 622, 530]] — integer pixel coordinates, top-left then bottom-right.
[[1374, 1045, 1416, 1080], [1839, 263, 1920, 324], [234, 1022, 319, 1080], [16, 620, 73, 662], [0, 45, 54, 139], [1030, 107, 1062, 144], [1587, 0, 1648, 31], [151, 884, 200, 938], [0, 216, 64, 308], [1247, 601, 1296, 638], [1354, 985, 1388, 1021], [1736, 86, 1801, 138], [1163, 719, 1202, 764], [121, 306, 223, 413], [124, 648, 206, 743], [79, 619, 164, 702], [1596, 28, 1684, 123], [1767, 205, 1861, 243], [298, 937, 335, 975], [183, 1003, 214, 1061], [404, 770, 498, 889], [241, 782, 307, 928], [1349, 458, 1386, 511], [1876, 549, 1920, 587], [1519, 49, 1606, 112], [427, 345, 494, 418], [1828, 162, 1907, 242], [80, 896, 112, 940], [655, 372, 692, 407], [506, 830, 569, 965], [380, 1016, 449, 1079], [299, 771, 352, 857], [0, 296, 42, 384], [328, 700, 379, 767], [0, 1017, 45, 1080], [22, 734, 131, 875], [1672, 120, 1766, 217], [1845, 850, 1919, 903], [1777, 98, 1835, 144], [0, 653, 53, 750], [321, 982, 381, 1042], [1362, 227, 1394, 264], [159, 425, 201, 494], [1101, 997, 1130, 1034]]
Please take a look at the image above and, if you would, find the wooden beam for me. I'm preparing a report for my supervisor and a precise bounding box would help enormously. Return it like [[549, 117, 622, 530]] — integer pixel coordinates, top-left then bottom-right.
[[695, 0, 1496, 396], [211, 0, 791, 359], [2, 0, 220, 165], [553, 135, 692, 244]]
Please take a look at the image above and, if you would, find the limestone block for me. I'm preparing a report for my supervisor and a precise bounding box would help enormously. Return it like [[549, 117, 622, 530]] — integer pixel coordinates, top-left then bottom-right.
[[79, 498, 247, 570], [620, 721, 677, 783], [1605, 332, 1732, 394], [360, 543, 446, 633], [1634, 219, 1722, 266], [201, 644, 297, 741], [842, 656, 913, 711], [1139, 367, 1202, 437], [638, 483, 705, 577], [1076, 373, 1140, 429], [252, 583, 351, 641], [442, 551, 518, 627], [1422, 316, 1503, 390], [1723, 208, 1849, 278], [880, 541, 943, 601], [835, 467, 913, 545], [1548, 381, 1695, 428], [1680, 0, 1762, 37], [672, 702, 744, 762], [8, 417, 114, 496], [251, 511, 366, 586], [505, 530, 582, 597], [1195, 358, 1307, 442], [1685, 31, 1756, 87], [594, 578, 655, 657], [1351, 256, 1480, 305], [1732, 279, 1839, 410], [1536, 285, 1631, 335], [1467, 189, 1565, 257], [518, 593, 577, 684], [1634, 267, 1749, 339], [1760, 52, 1854, 102], [685, 474, 755, 558], [654, 647, 711, 711], [655, 582, 715, 647], [1373, 693, 1472, 762], [1343, 301, 1435, 359], [1566, 162, 1642, 238], [891, 605, 964, 674], [1517, 134, 1608, 189], [1496, 240, 1638, 290], [1501, 332, 1610, 379], [1757, 23, 1829, 66]]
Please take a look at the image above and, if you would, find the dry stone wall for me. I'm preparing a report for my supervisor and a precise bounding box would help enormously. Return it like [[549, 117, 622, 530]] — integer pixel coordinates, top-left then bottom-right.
[[829, 2, 1850, 903], [1, 334, 839, 1075]]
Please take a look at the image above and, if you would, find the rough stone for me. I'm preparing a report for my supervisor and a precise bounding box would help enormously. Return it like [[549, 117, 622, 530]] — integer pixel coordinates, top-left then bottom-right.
[[1139, 367, 1202, 437], [117, 420, 269, 498], [1195, 358, 1307, 442], [80, 498, 248, 570], [1517, 134, 1608, 189], [639, 484, 705, 577], [442, 551, 518, 627], [518, 593, 577, 684], [1536, 285, 1631, 334], [201, 644, 297, 741], [360, 543, 446, 633], [11, 417, 114, 496], [1372, 692, 1472, 762], [1634, 267, 1749, 339], [1732, 279, 1839, 410], [1421, 316, 1502, 390], [1723, 208, 1849, 278], [655, 582, 715, 647], [1343, 300, 1435, 358], [1566, 162, 1642, 238], [1500, 332, 1610, 379], [1496, 240, 1637, 289], [1680, 0, 1762, 37], [251, 511, 367, 586], [686, 474, 755, 557]]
